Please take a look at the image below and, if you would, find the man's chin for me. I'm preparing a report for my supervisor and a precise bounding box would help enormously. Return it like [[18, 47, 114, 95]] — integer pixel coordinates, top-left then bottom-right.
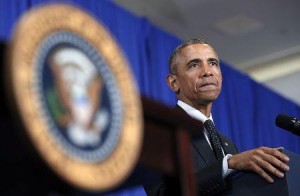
[[197, 95, 219, 104], [198, 91, 220, 100]]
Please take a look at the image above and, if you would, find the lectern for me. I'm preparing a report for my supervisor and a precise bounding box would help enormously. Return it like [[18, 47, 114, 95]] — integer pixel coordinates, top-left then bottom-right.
[[223, 150, 300, 196]]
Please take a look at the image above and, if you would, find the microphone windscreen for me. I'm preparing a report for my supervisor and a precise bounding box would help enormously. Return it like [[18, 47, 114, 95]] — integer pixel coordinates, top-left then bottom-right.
[[275, 114, 294, 131]]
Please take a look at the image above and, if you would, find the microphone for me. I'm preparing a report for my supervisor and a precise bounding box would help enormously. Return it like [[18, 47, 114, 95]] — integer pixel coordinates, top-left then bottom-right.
[[275, 114, 300, 136]]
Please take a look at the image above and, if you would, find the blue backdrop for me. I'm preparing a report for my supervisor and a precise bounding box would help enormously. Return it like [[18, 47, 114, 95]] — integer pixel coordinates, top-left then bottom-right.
[[1, 0, 300, 195]]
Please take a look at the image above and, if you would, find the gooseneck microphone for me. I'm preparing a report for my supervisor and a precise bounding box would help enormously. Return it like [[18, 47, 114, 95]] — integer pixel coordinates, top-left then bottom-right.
[[275, 114, 300, 136]]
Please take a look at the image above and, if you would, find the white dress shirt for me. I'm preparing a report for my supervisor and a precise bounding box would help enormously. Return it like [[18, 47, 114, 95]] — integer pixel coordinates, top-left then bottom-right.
[[177, 100, 234, 178]]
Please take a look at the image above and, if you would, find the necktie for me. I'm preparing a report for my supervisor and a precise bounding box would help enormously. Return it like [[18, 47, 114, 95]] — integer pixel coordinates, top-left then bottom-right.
[[203, 119, 224, 160]]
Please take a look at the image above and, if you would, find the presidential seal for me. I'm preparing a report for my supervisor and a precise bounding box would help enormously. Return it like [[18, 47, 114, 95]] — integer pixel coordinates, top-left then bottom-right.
[[7, 3, 143, 191]]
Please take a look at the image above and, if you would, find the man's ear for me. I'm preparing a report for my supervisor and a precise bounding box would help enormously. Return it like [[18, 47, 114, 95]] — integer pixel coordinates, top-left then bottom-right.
[[166, 74, 179, 93]]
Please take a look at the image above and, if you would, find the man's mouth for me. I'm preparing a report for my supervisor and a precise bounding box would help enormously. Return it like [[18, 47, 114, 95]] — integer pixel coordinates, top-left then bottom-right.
[[200, 82, 217, 87]]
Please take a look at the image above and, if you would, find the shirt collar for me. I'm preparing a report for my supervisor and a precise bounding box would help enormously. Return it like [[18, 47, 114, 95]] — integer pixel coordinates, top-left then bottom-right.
[[177, 100, 213, 123]]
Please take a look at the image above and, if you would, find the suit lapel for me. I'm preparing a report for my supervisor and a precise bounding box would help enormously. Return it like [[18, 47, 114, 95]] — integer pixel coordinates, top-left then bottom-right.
[[218, 133, 239, 154], [191, 135, 217, 165], [175, 105, 217, 165]]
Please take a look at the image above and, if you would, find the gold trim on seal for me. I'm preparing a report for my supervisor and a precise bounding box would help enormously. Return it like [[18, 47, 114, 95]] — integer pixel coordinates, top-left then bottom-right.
[[8, 3, 143, 191]]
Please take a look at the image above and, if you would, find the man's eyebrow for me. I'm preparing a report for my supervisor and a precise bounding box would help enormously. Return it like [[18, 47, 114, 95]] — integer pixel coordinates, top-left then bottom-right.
[[186, 58, 201, 66], [208, 58, 219, 63]]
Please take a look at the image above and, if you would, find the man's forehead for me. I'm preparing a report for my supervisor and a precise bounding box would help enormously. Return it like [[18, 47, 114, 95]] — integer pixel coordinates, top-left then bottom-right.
[[179, 44, 218, 60]]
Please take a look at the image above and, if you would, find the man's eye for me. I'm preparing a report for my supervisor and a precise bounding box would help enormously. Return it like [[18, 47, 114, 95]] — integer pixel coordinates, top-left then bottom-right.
[[191, 63, 198, 68], [210, 61, 218, 66]]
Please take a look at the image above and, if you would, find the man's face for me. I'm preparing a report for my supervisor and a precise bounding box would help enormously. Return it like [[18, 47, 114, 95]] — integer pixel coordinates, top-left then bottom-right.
[[172, 44, 222, 107]]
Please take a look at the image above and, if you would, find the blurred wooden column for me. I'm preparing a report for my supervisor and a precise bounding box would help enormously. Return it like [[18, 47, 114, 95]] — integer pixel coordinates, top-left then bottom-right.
[[140, 96, 203, 196]]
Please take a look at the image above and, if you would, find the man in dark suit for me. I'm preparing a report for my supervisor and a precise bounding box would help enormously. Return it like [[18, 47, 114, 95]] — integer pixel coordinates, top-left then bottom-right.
[[144, 38, 290, 195]]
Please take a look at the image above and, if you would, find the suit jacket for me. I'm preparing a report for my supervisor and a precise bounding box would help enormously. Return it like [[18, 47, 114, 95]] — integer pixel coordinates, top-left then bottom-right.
[[144, 105, 239, 196]]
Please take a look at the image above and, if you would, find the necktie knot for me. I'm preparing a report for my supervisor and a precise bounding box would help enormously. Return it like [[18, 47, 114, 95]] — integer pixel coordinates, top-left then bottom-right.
[[204, 119, 224, 160]]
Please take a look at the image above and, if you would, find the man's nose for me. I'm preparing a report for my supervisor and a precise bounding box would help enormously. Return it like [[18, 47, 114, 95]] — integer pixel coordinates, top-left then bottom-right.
[[201, 64, 213, 77]]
